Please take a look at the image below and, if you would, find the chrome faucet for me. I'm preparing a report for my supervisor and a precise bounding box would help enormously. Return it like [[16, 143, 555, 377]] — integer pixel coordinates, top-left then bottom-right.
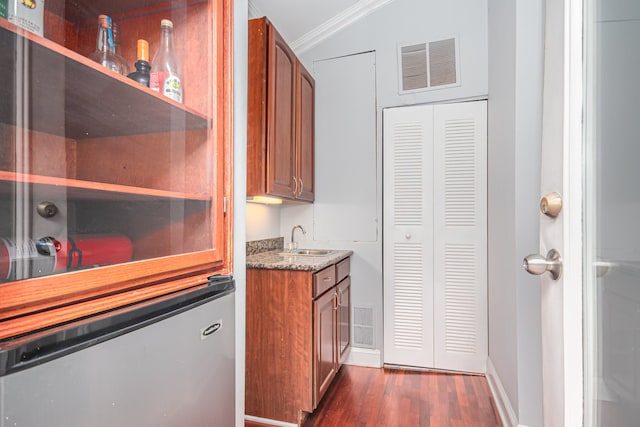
[[289, 225, 306, 251]]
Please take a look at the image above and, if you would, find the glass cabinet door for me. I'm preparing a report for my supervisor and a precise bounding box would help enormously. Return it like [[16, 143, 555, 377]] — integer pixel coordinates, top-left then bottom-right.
[[0, 0, 232, 338]]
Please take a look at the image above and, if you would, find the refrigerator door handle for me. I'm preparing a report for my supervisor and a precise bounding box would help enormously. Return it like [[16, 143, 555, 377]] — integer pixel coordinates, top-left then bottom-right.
[[201, 320, 223, 339]]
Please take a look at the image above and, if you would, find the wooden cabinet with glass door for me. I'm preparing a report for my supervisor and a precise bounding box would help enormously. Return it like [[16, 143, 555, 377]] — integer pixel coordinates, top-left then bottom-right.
[[0, 0, 233, 340]]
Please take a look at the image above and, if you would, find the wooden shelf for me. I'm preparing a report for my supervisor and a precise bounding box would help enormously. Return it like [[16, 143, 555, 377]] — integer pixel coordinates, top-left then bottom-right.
[[0, 171, 210, 201], [47, 0, 208, 25], [0, 20, 209, 140]]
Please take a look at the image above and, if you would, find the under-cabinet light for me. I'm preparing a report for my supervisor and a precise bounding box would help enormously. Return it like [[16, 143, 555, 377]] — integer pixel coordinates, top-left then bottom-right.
[[247, 196, 283, 205]]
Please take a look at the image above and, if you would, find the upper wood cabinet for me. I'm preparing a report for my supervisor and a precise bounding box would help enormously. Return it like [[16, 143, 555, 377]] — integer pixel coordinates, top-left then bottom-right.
[[247, 17, 315, 202], [0, 0, 233, 340], [296, 64, 315, 201]]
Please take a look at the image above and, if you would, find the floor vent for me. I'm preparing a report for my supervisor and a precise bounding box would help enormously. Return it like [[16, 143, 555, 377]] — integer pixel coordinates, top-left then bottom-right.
[[353, 305, 375, 348], [398, 37, 459, 93]]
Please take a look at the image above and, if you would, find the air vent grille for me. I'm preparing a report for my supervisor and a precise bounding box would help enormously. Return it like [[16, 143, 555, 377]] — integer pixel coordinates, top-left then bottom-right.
[[429, 38, 457, 87], [400, 43, 428, 91], [353, 305, 375, 348], [399, 37, 458, 93]]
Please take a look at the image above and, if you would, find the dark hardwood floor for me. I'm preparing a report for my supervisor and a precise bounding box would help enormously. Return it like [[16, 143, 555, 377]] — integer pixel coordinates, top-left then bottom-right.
[[246, 365, 502, 427]]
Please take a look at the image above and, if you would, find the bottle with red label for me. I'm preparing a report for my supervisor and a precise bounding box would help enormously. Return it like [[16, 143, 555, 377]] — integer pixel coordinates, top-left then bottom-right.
[[150, 19, 183, 103]]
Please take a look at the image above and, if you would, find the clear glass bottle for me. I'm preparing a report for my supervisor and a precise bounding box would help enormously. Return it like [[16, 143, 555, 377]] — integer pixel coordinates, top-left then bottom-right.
[[150, 19, 183, 103], [88, 15, 123, 75], [127, 39, 151, 87], [111, 20, 131, 75]]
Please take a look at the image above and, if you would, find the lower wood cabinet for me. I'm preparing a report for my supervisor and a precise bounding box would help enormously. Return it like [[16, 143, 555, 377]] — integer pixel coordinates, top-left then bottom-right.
[[337, 276, 351, 363], [246, 256, 351, 425], [313, 286, 338, 404]]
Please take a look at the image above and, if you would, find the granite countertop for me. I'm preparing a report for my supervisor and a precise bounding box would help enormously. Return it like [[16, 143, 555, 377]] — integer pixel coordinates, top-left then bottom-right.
[[246, 249, 353, 271]]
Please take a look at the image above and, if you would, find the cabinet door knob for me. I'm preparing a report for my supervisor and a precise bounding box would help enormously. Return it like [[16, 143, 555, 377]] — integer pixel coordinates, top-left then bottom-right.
[[405, 233, 412, 240], [37, 201, 58, 218]]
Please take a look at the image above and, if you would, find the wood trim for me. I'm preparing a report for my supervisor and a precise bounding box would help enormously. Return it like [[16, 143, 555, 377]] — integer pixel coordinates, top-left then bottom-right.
[[0, 270, 219, 340], [0, 251, 224, 321], [221, 0, 234, 273], [0, 171, 210, 200]]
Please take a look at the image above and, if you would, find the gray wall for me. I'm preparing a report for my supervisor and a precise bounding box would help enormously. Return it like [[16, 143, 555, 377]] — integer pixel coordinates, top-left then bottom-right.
[[297, 0, 488, 105], [280, 0, 488, 364], [488, 0, 543, 425], [246, 0, 489, 240]]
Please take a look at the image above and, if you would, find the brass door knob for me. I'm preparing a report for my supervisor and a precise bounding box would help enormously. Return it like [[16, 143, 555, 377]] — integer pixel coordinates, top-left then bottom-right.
[[540, 192, 562, 218]]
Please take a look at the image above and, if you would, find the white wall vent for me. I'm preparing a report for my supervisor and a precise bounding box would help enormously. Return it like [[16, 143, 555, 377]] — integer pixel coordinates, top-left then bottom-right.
[[353, 305, 375, 348], [398, 37, 459, 94]]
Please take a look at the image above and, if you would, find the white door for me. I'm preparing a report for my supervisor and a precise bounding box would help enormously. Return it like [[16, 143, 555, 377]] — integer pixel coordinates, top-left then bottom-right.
[[383, 101, 487, 373], [526, 0, 584, 425], [433, 102, 487, 374], [529, 0, 640, 425], [383, 105, 435, 368]]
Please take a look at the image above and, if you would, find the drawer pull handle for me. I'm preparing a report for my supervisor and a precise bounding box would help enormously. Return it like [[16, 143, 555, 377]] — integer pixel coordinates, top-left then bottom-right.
[[323, 277, 332, 282]]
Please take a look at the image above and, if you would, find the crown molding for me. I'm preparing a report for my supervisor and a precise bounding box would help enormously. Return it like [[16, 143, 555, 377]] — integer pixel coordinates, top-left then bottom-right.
[[291, 0, 396, 54]]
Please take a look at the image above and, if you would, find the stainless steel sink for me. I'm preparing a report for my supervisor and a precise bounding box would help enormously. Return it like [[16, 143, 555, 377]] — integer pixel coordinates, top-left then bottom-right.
[[279, 249, 335, 257]]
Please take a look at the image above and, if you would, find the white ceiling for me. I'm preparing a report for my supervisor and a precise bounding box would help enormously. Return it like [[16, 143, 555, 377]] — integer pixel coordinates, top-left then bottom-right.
[[249, 0, 361, 45]]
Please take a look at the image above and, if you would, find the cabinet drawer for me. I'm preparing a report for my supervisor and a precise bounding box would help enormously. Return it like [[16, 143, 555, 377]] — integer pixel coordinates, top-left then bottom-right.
[[313, 266, 336, 298], [335, 257, 350, 283]]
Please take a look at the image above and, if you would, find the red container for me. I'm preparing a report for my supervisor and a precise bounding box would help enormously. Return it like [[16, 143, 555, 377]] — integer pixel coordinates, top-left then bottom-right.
[[0, 235, 134, 281], [54, 235, 134, 271]]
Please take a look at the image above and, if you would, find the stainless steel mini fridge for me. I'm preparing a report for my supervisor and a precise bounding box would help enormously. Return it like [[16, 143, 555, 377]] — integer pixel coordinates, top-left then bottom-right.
[[0, 277, 235, 427]]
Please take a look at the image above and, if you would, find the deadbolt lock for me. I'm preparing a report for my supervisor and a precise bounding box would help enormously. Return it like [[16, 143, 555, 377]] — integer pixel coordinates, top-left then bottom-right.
[[540, 192, 562, 218]]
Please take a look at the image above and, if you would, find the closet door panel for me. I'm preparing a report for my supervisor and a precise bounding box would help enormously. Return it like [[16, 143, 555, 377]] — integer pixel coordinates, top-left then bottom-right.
[[433, 101, 488, 373], [382, 105, 434, 368]]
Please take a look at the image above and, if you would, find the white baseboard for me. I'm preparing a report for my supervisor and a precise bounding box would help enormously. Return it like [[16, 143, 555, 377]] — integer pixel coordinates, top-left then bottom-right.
[[486, 357, 519, 427], [343, 347, 382, 368], [244, 415, 297, 427]]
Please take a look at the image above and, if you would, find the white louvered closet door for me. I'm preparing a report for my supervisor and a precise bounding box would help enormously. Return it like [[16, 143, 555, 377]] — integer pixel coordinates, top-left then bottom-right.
[[383, 105, 434, 368], [433, 101, 487, 373], [383, 101, 487, 373]]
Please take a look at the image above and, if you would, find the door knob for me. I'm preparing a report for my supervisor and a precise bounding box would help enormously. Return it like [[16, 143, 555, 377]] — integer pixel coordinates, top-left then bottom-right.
[[540, 192, 562, 218], [523, 249, 563, 280]]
